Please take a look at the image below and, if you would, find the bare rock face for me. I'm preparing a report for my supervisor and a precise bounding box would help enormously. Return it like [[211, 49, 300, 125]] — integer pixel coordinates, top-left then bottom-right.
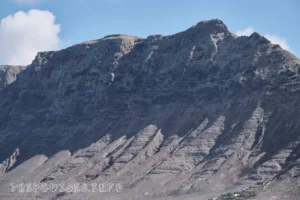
[[0, 65, 27, 89], [0, 19, 300, 200]]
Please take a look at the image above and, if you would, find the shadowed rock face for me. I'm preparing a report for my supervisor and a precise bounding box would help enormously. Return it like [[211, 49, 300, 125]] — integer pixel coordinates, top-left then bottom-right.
[[0, 19, 300, 200]]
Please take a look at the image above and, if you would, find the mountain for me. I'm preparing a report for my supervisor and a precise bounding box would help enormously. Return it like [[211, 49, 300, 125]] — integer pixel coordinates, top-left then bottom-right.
[[0, 65, 27, 89], [0, 19, 299, 200]]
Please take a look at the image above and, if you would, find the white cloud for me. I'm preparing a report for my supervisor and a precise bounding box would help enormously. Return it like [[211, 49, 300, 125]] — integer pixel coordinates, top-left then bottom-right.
[[236, 27, 291, 52], [236, 27, 254, 36], [0, 10, 60, 65], [14, 0, 40, 5], [264, 34, 290, 51]]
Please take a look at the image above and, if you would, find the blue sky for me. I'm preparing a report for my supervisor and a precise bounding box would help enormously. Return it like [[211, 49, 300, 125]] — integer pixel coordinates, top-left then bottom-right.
[[0, 0, 299, 65]]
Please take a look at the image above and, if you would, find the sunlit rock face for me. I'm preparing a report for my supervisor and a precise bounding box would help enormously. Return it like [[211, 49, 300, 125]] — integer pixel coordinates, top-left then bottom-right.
[[0, 65, 27, 89], [0, 19, 300, 200]]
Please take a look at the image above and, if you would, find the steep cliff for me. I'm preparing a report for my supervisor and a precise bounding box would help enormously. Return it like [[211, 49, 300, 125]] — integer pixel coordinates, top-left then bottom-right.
[[0, 65, 27, 89], [0, 19, 299, 200]]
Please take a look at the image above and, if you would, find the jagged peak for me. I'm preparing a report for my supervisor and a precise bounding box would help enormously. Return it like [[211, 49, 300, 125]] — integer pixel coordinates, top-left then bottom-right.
[[103, 34, 138, 39], [192, 19, 229, 33], [198, 18, 226, 26], [101, 34, 142, 42], [22, 19, 300, 70]]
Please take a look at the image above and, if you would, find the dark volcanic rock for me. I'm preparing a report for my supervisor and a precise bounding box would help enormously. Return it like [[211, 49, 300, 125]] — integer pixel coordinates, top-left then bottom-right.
[[0, 19, 299, 200]]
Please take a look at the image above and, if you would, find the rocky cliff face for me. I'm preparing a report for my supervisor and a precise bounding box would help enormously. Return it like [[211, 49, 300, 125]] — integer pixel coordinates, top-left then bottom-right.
[[0, 19, 299, 200], [0, 65, 27, 89]]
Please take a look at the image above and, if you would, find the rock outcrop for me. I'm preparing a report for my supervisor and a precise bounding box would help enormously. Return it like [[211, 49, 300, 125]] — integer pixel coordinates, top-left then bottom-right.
[[0, 65, 27, 89], [0, 19, 299, 200]]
